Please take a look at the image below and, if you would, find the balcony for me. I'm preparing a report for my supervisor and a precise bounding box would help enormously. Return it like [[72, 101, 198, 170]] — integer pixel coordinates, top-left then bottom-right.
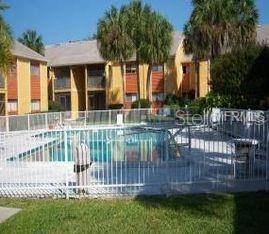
[[87, 76, 105, 89], [54, 78, 71, 90], [0, 75, 5, 89]]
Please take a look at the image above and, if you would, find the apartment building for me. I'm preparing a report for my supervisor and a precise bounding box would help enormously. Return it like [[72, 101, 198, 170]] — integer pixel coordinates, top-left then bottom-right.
[[2, 25, 264, 115], [46, 40, 106, 112], [45, 32, 210, 111], [0, 41, 48, 116]]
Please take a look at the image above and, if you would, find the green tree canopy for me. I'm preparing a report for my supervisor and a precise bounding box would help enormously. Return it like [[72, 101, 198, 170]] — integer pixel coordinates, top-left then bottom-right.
[[97, 0, 173, 106], [97, 6, 134, 63], [0, 0, 13, 73], [122, 0, 152, 107], [140, 11, 173, 101], [18, 29, 45, 55], [211, 44, 269, 109], [183, 0, 258, 99], [97, 5, 134, 105], [183, 0, 259, 61]]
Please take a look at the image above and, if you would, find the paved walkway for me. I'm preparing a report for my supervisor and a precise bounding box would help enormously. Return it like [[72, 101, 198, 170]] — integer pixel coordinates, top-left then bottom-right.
[[0, 207, 21, 223]]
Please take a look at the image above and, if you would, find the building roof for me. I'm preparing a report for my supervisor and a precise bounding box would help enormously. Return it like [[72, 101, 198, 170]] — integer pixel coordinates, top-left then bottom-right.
[[45, 25, 269, 67], [45, 31, 184, 67], [45, 40, 105, 67], [257, 24, 269, 45], [11, 41, 47, 62]]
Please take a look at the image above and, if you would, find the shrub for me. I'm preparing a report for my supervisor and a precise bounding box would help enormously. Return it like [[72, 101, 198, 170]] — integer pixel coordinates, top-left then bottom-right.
[[211, 44, 269, 109], [131, 99, 151, 108], [164, 92, 232, 113], [188, 92, 232, 113], [48, 100, 64, 112], [108, 103, 123, 109], [165, 94, 184, 106]]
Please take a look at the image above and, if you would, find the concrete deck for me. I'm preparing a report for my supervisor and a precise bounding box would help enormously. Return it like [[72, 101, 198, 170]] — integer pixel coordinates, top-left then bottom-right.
[[0, 207, 21, 223]]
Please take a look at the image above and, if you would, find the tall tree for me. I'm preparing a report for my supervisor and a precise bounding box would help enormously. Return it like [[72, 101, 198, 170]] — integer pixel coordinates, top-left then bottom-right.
[[18, 29, 45, 55], [97, 6, 134, 107], [0, 0, 13, 73], [183, 0, 258, 97], [140, 11, 173, 102], [123, 0, 151, 108]]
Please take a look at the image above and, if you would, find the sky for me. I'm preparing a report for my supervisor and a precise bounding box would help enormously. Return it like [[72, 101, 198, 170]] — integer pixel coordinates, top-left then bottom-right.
[[3, 0, 269, 45]]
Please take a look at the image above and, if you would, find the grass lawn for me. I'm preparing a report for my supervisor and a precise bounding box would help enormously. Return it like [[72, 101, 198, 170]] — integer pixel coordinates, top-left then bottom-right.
[[0, 192, 269, 234]]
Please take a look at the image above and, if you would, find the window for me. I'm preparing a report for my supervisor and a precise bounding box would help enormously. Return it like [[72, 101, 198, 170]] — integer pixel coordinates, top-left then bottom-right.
[[31, 100, 40, 112], [7, 100, 18, 113], [182, 65, 189, 74], [56, 95, 71, 111], [0, 94, 5, 116], [55, 67, 70, 79], [88, 69, 105, 77], [152, 92, 164, 102], [0, 74, 5, 88], [125, 93, 138, 102], [126, 64, 137, 74], [31, 63, 40, 76], [9, 62, 17, 74], [152, 64, 163, 72]]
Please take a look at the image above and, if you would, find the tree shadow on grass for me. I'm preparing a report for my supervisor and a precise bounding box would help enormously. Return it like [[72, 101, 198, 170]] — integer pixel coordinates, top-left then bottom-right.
[[134, 192, 269, 234], [134, 193, 230, 219], [233, 192, 269, 234]]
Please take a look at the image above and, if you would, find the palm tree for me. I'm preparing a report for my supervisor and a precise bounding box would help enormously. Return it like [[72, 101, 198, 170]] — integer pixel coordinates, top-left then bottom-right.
[[140, 12, 173, 102], [0, 0, 13, 73], [183, 0, 258, 97], [123, 0, 151, 108], [97, 6, 134, 106], [18, 29, 45, 55]]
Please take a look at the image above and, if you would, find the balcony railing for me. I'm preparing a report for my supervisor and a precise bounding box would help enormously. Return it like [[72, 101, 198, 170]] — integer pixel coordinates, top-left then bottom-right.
[[0, 75, 5, 89], [87, 76, 105, 89], [54, 78, 71, 90]]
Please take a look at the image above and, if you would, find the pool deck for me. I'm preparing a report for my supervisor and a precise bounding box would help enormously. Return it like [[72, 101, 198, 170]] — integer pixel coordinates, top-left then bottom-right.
[[0, 132, 58, 161]]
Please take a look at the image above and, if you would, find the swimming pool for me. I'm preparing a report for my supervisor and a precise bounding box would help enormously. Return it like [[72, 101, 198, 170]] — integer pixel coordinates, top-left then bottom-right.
[[35, 127, 173, 162]]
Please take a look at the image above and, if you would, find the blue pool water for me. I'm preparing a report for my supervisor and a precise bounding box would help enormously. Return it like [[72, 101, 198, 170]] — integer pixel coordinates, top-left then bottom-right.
[[40, 128, 172, 162]]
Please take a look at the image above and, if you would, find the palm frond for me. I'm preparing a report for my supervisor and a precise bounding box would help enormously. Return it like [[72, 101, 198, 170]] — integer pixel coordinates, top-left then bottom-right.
[[18, 29, 45, 55]]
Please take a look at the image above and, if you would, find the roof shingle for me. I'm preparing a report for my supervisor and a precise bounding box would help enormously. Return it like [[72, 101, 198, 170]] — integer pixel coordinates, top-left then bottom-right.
[[12, 41, 47, 62], [45, 31, 184, 67], [45, 40, 104, 67], [45, 25, 269, 67]]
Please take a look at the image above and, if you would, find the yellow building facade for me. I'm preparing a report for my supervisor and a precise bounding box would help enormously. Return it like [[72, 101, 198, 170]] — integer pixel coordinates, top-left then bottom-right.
[[0, 41, 48, 116], [46, 32, 210, 112]]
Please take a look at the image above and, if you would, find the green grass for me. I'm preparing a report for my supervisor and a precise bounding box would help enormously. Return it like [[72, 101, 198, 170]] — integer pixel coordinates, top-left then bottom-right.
[[0, 193, 269, 234]]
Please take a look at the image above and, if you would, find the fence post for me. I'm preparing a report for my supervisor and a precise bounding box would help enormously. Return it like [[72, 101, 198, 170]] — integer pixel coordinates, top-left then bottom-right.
[[109, 109, 111, 124], [188, 125, 191, 151], [27, 114, 30, 130], [64, 130, 70, 199], [6, 115, 9, 132], [263, 124, 269, 191], [84, 111, 87, 127], [45, 113, 48, 129], [60, 112, 63, 126]]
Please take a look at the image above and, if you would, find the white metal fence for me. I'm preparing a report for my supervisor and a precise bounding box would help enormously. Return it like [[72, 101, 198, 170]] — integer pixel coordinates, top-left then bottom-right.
[[0, 108, 268, 198], [0, 108, 177, 132]]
